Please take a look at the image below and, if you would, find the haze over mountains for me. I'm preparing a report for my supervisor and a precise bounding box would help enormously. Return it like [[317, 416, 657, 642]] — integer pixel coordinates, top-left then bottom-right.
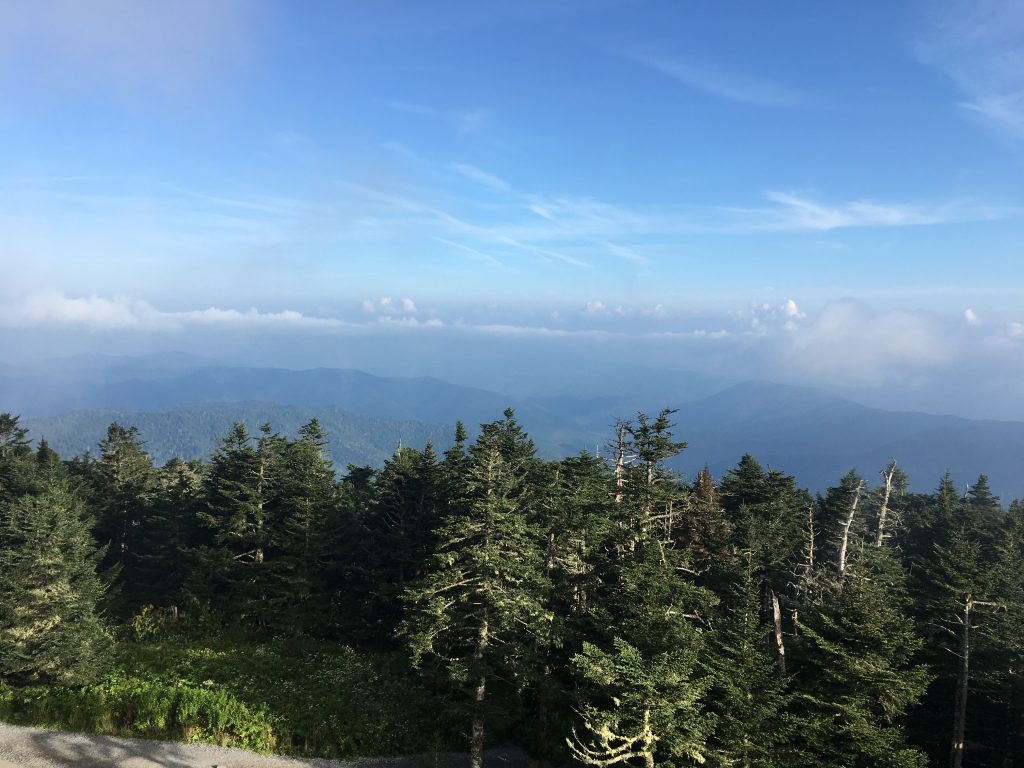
[[5, 355, 1022, 500]]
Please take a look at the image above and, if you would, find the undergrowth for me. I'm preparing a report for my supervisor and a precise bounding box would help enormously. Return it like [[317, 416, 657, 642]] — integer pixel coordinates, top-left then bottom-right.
[[0, 629, 456, 758]]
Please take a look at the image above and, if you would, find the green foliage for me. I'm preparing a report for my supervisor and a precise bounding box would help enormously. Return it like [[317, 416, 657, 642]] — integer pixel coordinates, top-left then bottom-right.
[[92, 422, 158, 613], [569, 638, 712, 768], [3, 409, 1024, 767], [402, 410, 552, 764], [0, 633, 454, 757], [793, 550, 929, 768], [0, 484, 111, 686]]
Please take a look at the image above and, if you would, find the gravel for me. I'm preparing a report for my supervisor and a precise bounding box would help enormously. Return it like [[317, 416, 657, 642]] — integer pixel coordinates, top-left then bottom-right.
[[0, 724, 389, 768], [0, 724, 532, 768]]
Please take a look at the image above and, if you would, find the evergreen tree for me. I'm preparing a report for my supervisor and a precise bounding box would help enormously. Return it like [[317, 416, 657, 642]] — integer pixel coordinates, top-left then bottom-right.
[[705, 557, 792, 768], [135, 458, 203, 611], [0, 484, 111, 685], [569, 637, 712, 768], [402, 410, 551, 768], [193, 423, 283, 626], [92, 423, 157, 612], [0, 413, 35, 502], [359, 443, 443, 646], [572, 411, 716, 767], [267, 419, 337, 634], [794, 549, 929, 768]]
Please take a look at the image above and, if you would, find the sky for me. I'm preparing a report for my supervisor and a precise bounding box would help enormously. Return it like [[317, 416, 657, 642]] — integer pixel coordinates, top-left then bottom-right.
[[2, 0, 1024, 418]]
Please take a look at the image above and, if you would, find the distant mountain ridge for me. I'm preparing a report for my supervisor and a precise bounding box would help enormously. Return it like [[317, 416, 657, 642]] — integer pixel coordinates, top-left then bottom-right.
[[22, 403, 455, 469], [5, 358, 1024, 500]]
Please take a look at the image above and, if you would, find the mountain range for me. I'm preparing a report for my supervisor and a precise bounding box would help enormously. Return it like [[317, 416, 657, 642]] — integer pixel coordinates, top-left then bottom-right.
[[5, 356, 1023, 500]]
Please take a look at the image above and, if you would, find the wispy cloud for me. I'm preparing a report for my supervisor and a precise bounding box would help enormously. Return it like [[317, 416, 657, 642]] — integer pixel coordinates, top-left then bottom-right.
[[711, 191, 1018, 232], [433, 237, 505, 267], [625, 50, 820, 109], [762, 191, 956, 230], [917, 0, 1024, 139], [451, 163, 509, 191], [601, 241, 648, 264], [380, 100, 492, 135]]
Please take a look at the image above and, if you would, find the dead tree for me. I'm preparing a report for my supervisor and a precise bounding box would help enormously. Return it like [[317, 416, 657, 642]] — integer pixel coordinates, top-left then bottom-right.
[[875, 459, 899, 547], [770, 588, 786, 674], [837, 480, 866, 578], [568, 708, 656, 768], [949, 595, 1001, 768]]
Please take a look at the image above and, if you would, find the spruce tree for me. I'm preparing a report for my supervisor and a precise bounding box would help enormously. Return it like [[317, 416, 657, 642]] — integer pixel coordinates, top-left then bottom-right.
[[194, 422, 283, 626], [0, 484, 111, 685], [402, 410, 551, 768], [92, 422, 157, 612], [267, 419, 337, 634], [705, 557, 792, 768], [569, 637, 711, 768], [571, 411, 715, 767], [135, 458, 203, 611], [793, 549, 929, 768], [360, 443, 443, 646]]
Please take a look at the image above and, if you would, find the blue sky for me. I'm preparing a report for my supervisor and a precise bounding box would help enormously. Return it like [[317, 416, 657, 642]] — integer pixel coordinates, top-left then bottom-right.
[[2, 1, 1023, 416]]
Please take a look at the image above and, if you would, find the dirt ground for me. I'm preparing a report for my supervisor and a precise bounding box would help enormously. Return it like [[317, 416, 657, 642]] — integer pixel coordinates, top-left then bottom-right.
[[0, 724, 532, 768]]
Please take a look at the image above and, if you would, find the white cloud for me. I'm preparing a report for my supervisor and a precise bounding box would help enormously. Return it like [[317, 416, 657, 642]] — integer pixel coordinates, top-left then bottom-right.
[[381, 102, 491, 135], [763, 191, 953, 231], [781, 299, 805, 319], [451, 163, 508, 191], [780, 299, 955, 385], [362, 296, 418, 316], [0, 291, 351, 332], [601, 241, 648, 264], [917, 0, 1024, 139], [0, 292, 163, 330], [626, 50, 820, 109], [582, 301, 626, 317], [965, 307, 980, 325]]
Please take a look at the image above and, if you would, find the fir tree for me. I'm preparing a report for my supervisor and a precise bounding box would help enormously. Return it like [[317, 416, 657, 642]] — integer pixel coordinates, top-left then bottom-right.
[[194, 422, 283, 626], [794, 549, 929, 768], [267, 419, 337, 634], [402, 410, 551, 768], [134, 457, 203, 611], [92, 422, 157, 612], [569, 637, 712, 768], [705, 557, 792, 768], [0, 484, 111, 685]]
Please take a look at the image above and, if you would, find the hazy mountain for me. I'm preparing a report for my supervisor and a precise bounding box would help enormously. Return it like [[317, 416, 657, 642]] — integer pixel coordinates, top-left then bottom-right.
[[22, 403, 455, 469], [5, 357, 1024, 500]]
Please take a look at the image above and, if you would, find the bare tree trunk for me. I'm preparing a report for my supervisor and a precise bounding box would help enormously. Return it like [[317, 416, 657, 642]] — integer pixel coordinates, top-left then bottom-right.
[[471, 679, 486, 768], [471, 612, 490, 768], [770, 589, 786, 675], [951, 596, 972, 768], [642, 708, 654, 768], [837, 482, 864, 577], [614, 422, 627, 504], [875, 460, 897, 547], [806, 503, 815, 572]]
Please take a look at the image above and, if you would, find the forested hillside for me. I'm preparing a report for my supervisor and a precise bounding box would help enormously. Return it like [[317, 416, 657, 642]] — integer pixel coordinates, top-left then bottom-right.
[[22, 403, 453, 468], [13, 359, 1024, 498], [1, 408, 1022, 768]]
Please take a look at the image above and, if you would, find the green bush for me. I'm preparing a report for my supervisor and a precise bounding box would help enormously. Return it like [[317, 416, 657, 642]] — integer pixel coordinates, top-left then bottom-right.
[[0, 634, 455, 758]]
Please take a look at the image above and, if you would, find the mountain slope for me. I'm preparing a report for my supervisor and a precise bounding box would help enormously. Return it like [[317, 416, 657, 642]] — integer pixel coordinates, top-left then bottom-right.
[[6, 359, 1023, 500], [22, 403, 455, 469]]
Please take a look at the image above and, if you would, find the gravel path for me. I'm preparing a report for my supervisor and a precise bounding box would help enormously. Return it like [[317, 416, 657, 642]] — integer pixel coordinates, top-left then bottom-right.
[[0, 724, 531, 768], [0, 724, 397, 768]]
